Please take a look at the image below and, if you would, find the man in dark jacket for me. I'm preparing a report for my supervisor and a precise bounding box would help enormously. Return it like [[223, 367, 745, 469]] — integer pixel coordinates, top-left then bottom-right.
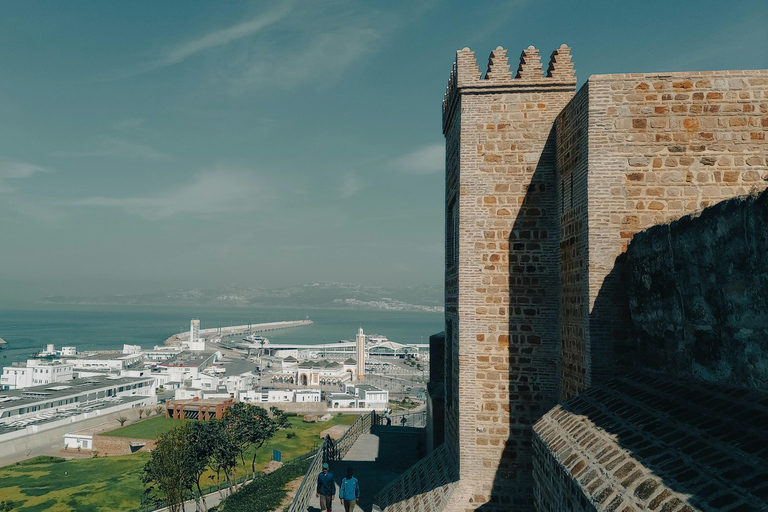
[[316, 462, 336, 512]]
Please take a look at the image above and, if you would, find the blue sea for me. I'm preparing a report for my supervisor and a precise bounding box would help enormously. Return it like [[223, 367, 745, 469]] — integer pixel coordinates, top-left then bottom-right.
[[0, 304, 444, 365]]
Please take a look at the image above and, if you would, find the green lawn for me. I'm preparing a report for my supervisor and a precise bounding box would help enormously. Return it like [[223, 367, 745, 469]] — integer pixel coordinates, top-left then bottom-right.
[[0, 413, 358, 512], [101, 415, 180, 440], [0, 453, 149, 512]]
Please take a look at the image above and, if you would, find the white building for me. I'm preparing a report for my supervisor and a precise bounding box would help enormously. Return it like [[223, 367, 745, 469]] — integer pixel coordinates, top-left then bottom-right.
[[184, 319, 206, 351], [38, 345, 77, 357], [0, 375, 157, 428], [153, 351, 220, 386], [271, 359, 356, 386], [65, 353, 143, 372], [144, 346, 182, 361], [327, 384, 389, 410], [1, 360, 74, 390], [240, 388, 321, 404], [295, 389, 322, 402]]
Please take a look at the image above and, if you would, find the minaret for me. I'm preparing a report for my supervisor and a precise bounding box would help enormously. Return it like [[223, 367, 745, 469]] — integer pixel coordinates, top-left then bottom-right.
[[355, 327, 365, 380]]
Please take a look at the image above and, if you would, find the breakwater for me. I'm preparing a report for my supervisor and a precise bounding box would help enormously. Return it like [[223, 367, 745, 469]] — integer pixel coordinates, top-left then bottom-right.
[[165, 319, 313, 345]]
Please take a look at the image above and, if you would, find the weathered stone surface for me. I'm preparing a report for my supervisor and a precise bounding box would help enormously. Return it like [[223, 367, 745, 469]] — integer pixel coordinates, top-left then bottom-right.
[[627, 190, 768, 390], [533, 372, 768, 511]]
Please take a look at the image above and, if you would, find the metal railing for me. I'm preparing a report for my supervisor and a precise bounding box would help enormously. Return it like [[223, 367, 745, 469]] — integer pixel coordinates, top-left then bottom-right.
[[285, 438, 328, 512], [377, 410, 426, 428], [286, 411, 376, 512]]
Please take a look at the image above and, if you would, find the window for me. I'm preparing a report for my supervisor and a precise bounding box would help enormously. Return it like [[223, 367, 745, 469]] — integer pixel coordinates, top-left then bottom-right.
[[447, 198, 459, 268]]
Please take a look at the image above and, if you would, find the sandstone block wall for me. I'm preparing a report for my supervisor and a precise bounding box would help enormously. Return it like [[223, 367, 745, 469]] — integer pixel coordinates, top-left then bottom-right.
[[556, 69, 768, 398], [442, 45, 576, 511], [431, 42, 767, 512], [627, 190, 768, 390], [555, 82, 591, 401]]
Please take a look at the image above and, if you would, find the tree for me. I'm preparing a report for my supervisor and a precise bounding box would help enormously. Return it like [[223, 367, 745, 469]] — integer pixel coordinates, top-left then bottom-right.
[[155, 405, 164, 416], [205, 420, 241, 495], [0, 500, 15, 512], [117, 415, 128, 427], [138, 408, 145, 419], [142, 423, 199, 512], [223, 403, 289, 473]]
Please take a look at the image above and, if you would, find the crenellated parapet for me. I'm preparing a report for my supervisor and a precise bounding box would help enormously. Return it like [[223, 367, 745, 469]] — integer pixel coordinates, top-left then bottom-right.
[[484, 46, 511, 80], [442, 44, 577, 133], [515, 45, 542, 79], [546, 44, 575, 79]]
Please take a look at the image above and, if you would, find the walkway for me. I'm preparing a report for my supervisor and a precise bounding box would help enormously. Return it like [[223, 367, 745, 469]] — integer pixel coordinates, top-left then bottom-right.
[[313, 426, 425, 512]]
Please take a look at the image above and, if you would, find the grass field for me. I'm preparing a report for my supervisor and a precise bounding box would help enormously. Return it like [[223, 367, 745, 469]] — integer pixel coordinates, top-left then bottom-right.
[[0, 413, 358, 512], [101, 415, 180, 440]]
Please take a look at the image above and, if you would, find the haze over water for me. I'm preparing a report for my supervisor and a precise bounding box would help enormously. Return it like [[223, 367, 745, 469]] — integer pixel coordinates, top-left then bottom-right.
[[0, 304, 443, 366]]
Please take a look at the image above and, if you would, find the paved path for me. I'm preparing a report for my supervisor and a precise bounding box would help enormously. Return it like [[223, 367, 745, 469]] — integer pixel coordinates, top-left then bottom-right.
[[0, 441, 93, 468], [310, 427, 425, 512]]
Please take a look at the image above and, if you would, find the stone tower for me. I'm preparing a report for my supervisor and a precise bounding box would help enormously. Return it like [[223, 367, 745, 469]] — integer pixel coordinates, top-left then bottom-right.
[[442, 44, 576, 510], [356, 327, 366, 380], [375, 46, 767, 512]]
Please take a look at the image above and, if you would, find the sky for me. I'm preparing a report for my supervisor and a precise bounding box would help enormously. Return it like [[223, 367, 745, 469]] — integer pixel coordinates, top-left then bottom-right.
[[0, 0, 766, 301]]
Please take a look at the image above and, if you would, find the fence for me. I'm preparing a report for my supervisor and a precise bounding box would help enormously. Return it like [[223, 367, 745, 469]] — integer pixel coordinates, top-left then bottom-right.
[[286, 411, 377, 512], [378, 410, 426, 428]]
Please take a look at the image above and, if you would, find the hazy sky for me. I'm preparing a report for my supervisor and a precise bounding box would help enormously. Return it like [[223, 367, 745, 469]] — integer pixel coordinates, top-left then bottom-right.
[[1, 0, 766, 301]]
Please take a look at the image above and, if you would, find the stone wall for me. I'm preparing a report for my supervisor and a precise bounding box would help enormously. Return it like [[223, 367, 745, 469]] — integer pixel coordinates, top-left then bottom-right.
[[533, 372, 768, 511], [442, 44, 576, 511], [427, 331, 446, 452], [627, 190, 768, 389], [93, 435, 156, 456], [531, 191, 768, 511], [555, 81, 591, 400], [426, 45, 767, 512], [557, 69, 768, 397]]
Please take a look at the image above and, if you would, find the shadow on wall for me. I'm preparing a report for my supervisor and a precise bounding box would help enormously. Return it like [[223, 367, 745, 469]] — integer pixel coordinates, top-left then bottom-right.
[[588, 253, 638, 383], [553, 370, 768, 511], [537, 190, 768, 511], [625, 189, 768, 390], [481, 161, 768, 509], [478, 128, 561, 511]]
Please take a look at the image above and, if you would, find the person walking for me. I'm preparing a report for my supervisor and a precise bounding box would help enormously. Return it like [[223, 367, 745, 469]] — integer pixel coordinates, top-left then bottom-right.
[[384, 408, 392, 426], [316, 462, 336, 512], [339, 467, 360, 512]]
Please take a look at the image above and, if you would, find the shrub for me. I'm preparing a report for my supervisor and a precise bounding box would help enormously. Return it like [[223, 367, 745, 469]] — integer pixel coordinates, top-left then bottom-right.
[[16, 456, 66, 466], [217, 459, 311, 512]]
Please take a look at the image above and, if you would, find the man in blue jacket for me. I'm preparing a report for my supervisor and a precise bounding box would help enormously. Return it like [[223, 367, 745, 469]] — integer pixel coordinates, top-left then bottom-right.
[[339, 467, 360, 512], [316, 462, 336, 512]]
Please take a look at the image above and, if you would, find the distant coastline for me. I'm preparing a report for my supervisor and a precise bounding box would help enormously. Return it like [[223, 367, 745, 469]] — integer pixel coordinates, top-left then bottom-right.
[[34, 299, 444, 313], [33, 282, 445, 313]]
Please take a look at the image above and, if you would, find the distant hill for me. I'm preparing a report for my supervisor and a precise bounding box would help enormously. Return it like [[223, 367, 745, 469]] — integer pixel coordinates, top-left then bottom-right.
[[37, 282, 444, 313]]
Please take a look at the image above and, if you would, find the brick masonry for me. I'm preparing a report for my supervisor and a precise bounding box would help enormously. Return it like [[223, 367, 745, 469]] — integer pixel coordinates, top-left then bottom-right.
[[442, 45, 577, 511], [532, 371, 768, 511], [561, 70, 768, 397], [432, 45, 767, 512]]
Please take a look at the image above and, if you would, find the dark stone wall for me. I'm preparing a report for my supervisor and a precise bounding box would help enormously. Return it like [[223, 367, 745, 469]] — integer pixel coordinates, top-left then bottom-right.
[[627, 189, 768, 390]]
